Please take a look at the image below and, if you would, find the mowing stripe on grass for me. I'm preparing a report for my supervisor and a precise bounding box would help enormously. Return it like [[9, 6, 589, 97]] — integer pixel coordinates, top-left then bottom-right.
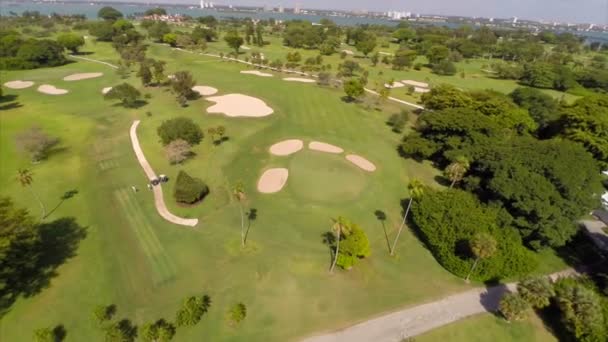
[[114, 189, 176, 286]]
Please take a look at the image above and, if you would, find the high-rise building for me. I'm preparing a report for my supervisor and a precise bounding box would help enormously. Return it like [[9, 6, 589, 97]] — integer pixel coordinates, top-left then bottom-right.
[[294, 3, 301, 14]]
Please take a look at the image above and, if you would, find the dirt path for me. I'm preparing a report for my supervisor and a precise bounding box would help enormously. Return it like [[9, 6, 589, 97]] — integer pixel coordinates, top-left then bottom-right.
[[301, 269, 577, 342], [129, 121, 198, 227], [68, 55, 118, 69]]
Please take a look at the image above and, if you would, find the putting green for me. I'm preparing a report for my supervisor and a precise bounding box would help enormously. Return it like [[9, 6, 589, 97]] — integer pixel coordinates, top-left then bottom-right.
[[287, 150, 368, 203]]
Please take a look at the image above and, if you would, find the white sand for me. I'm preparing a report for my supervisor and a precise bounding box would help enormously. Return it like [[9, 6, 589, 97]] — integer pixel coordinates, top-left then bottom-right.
[[283, 77, 316, 83], [257, 168, 289, 193], [240, 70, 273, 77], [342, 49, 354, 55], [206, 94, 274, 117], [192, 85, 218, 96], [309, 141, 344, 154], [241, 46, 251, 50], [167, 74, 176, 80], [379, 52, 393, 55], [402, 80, 429, 88], [63, 72, 103, 81], [415, 87, 431, 93], [37, 84, 69, 95], [346, 154, 376, 172], [385, 81, 405, 89], [269, 139, 304, 156], [3, 80, 34, 89], [102, 87, 113, 94]]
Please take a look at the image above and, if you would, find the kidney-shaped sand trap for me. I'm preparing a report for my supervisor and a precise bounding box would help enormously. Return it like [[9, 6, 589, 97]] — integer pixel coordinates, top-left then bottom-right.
[[63, 72, 103, 81], [37, 84, 69, 95], [240, 70, 273, 77], [102, 86, 113, 94], [4, 80, 34, 89], [402, 80, 429, 88], [192, 85, 218, 96], [385, 81, 405, 89], [346, 154, 376, 172], [258, 168, 289, 193], [270, 139, 304, 156], [283, 77, 316, 83], [309, 141, 344, 154], [206, 94, 274, 117]]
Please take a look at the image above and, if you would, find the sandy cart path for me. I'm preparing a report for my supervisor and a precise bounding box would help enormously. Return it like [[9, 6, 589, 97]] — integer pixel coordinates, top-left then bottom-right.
[[129, 121, 198, 227], [301, 269, 577, 342]]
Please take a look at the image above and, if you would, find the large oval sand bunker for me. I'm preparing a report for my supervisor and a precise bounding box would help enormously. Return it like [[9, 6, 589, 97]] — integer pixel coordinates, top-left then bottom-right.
[[4, 80, 34, 89], [270, 139, 304, 156], [206, 94, 274, 117], [37, 84, 68, 95], [63, 72, 103, 81], [258, 168, 289, 193], [240, 70, 273, 77], [309, 141, 344, 154], [346, 154, 376, 172]]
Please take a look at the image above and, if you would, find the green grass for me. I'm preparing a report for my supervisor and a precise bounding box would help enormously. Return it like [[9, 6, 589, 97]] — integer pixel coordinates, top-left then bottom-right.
[[415, 313, 558, 342], [0, 37, 568, 341]]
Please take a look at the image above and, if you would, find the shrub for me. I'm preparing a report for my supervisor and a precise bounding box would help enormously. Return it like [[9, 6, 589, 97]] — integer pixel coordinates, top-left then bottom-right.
[[499, 293, 529, 321], [173, 170, 209, 204], [157, 117, 203, 146], [175, 295, 211, 327], [104, 83, 142, 107], [228, 303, 247, 325], [165, 139, 192, 164], [387, 111, 408, 133]]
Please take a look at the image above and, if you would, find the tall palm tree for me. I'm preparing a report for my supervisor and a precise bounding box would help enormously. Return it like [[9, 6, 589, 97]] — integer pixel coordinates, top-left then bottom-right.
[[329, 216, 352, 274], [17, 168, 46, 220], [445, 156, 470, 188], [232, 181, 247, 247], [390, 179, 424, 256], [466, 232, 497, 282]]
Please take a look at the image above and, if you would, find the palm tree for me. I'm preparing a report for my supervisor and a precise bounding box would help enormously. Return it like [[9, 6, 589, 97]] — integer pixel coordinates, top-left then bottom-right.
[[329, 216, 352, 274], [466, 232, 497, 282], [444, 156, 470, 188], [232, 181, 247, 247], [390, 179, 424, 256], [17, 168, 46, 220]]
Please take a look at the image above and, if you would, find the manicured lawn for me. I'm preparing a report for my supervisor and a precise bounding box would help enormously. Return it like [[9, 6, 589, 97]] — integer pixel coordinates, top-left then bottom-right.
[[0, 37, 568, 341], [415, 313, 558, 342]]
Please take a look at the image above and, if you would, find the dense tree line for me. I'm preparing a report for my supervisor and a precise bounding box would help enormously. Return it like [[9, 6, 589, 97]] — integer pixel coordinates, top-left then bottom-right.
[[0, 30, 68, 69]]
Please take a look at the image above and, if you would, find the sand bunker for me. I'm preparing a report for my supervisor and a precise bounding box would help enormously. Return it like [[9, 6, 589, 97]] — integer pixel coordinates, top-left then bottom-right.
[[346, 154, 376, 172], [240, 70, 273, 77], [309, 141, 344, 154], [4, 80, 34, 89], [192, 85, 218, 96], [270, 139, 304, 156], [241, 46, 251, 50], [379, 51, 393, 55], [342, 49, 354, 55], [63, 72, 103, 81], [402, 80, 429, 88], [415, 87, 430, 93], [206, 94, 274, 117], [385, 81, 405, 89], [283, 77, 316, 83], [37, 84, 68, 95], [257, 168, 289, 193], [102, 86, 113, 94]]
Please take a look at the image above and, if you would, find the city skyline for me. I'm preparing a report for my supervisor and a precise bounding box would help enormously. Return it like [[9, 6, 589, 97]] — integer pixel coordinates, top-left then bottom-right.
[[67, 0, 608, 24]]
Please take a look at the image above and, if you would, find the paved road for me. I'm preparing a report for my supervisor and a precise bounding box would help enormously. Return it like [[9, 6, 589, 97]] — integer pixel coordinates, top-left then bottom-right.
[[301, 269, 577, 342], [129, 120, 198, 227]]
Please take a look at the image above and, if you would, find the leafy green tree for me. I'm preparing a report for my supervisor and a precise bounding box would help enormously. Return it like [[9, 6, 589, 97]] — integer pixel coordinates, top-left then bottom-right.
[[420, 84, 473, 110], [338, 60, 360, 77], [426, 45, 450, 64], [227, 303, 247, 325], [232, 182, 247, 247], [162, 33, 177, 47], [97, 6, 123, 21], [175, 295, 211, 327], [104, 83, 142, 108], [140, 319, 175, 342], [370, 52, 379, 66], [56, 33, 84, 54], [444, 157, 469, 188], [355, 32, 377, 57], [390, 179, 424, 256], [334, 218, 371, 270], [137, 61, 153, 86], [144, 7, 167, 16], [147, 22, 171, 42], [392, 49, 417, 70], [150, 59, 166, 85], [329, 216, 352, 273], [465, 232, 497, 282], [521, 63, 556, 89], [387, 110, 408, 133], [15, 39, 66, 68], [343, 78, 364, 101], [517, 276, 555, 309], [157, 117, 203, 145], [33, 327, 56, 342], [432, 59, 457, 75], [224, 31, 244, 56], [510, 87, 560, 135], [170, 71, 196, 103], [560, 95, 608, 168], [165, 139, 191, 164], [92, 304, 116, 326], [554, 278, 607, 342], [499, 293, 529, 322], [103, 320, 136, 342], [392, 28, 415, 43], [173, 170, 209, 204], [16, 169, 46, 220]]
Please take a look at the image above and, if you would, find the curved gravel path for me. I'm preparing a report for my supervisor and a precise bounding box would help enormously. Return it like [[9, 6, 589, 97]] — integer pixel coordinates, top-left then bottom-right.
[[301, 269, 577, 342], [129, 120, 198, 227]]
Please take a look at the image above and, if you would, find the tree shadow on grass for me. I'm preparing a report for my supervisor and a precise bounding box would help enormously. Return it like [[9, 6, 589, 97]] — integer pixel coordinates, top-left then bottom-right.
[[44, 190, 79, 220], [374, 210, 391, 253], [244, 208, 257, 244], [53, 324, 67, 341], [321, 232, 336, 271], [0, 217, 87, 316], [0, 94, 22, 111]]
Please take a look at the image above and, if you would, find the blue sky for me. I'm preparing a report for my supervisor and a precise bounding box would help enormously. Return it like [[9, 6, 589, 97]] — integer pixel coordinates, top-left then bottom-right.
[[92, 0, 607, 24]]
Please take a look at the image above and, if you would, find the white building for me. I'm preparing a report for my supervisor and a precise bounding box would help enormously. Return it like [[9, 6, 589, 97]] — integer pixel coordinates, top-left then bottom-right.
[[387, 11, 411, 20]]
